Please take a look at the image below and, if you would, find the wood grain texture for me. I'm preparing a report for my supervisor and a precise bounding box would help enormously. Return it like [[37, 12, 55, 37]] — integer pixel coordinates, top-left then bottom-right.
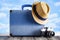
[[22, 37, 34, 40], [34, 37, 47, 40], [0, 36, 60, 40]]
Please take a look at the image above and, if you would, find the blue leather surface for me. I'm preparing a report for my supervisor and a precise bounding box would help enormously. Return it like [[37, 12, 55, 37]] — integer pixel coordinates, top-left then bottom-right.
[[10, 10, 44, 36]]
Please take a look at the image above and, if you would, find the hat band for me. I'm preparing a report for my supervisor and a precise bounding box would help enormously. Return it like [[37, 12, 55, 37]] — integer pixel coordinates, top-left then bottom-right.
[[33, 5, 47, 21]]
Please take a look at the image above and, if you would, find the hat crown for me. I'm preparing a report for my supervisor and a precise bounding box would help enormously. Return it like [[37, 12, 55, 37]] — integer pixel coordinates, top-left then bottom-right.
[[36, 2, 50, 18], [41, 2, 50, 14], [41, 2, 48, 13]]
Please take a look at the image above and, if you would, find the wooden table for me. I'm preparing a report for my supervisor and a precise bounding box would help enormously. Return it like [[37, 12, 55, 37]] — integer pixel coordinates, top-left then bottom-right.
[[0, 36, 60, 40]]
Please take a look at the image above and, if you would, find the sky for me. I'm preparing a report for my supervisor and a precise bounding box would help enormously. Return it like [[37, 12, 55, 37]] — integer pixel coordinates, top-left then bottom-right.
[[0, 0, 60, 36]]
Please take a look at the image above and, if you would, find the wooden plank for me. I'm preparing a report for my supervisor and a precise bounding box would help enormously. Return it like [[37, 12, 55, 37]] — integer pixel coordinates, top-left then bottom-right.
[[50, 37, 60, 40], [0, 36, 9, 40], [34, 37, 47, 40], [47, 37, 55, 40], [0, 36, 60, 40], [21, 37, 34, 40], [7, 37, 21, 40]]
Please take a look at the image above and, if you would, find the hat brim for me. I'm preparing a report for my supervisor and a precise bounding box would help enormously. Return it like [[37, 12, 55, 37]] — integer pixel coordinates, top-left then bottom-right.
[[32, 11, 48, 25]]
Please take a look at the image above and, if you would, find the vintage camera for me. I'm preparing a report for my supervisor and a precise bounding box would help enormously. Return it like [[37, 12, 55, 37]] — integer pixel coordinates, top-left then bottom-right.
[[40, 27, 55, 37]]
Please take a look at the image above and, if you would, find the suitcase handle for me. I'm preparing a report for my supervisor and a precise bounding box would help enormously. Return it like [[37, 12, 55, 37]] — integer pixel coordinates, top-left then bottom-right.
[[22, 4, 32, 10]]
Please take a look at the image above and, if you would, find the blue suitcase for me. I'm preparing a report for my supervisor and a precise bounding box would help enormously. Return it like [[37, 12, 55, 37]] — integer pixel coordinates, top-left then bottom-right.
[[10, 4, 44, 36]]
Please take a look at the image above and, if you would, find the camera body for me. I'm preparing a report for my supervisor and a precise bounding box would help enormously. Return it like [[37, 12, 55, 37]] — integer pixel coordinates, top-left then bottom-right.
[[40, 27, 55, 37]]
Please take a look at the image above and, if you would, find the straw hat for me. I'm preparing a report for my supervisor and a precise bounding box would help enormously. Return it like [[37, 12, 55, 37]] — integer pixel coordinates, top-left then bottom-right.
[[32, 2, 50, 25]]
